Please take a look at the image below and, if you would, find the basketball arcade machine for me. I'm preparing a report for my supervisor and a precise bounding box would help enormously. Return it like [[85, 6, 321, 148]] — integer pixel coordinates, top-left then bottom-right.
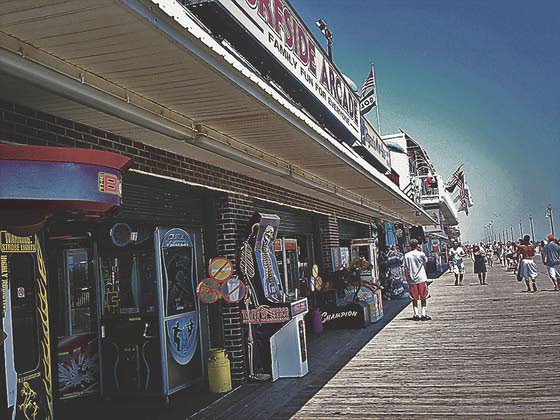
[[239, 213, 308, 381]]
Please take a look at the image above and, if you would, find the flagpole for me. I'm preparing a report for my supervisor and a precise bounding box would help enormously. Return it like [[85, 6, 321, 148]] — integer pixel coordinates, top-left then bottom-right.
[[372, 64, 381, 134], [550, 205, 555, 237]]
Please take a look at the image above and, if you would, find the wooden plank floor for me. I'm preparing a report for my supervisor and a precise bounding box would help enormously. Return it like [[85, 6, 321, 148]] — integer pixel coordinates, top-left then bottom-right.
[[191, 298, 411, 420], [293, 259, 560, 419]]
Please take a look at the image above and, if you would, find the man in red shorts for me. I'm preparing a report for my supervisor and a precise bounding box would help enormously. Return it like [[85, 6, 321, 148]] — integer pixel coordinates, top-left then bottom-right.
[[404, 239, 431, 321]]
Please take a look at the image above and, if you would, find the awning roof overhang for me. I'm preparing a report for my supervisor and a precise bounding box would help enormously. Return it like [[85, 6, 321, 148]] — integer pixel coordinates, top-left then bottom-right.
[[440, 193, 460, 226], [0, 0, 433, 226]]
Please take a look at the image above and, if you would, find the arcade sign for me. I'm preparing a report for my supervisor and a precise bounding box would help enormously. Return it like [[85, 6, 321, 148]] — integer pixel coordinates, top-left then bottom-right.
[[353, 117, 391, 172], [184, 0, 360, 140], [242, 305, 290, 324], [320, 303, 369, 329]]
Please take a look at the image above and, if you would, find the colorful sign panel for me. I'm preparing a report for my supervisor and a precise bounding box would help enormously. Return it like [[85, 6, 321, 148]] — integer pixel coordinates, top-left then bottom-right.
[[189, 0, 360, 139], [290, 298, 308, 317], [1, 233, 53, 419], [165, 313, 199, 365], [57, 333, 99, 400], [320, 303, 369, 329], [196, 278, 222, 304], [0, 231, 37, 253], [242, 305, 290, 324], [0, 160, 122, 213], [354, 117, 391, 171], [221, 276, 246, 303], [208, 257, 234, 282]]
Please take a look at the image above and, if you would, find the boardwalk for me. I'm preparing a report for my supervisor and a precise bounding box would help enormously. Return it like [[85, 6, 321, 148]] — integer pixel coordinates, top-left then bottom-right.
[[294, 259, 560, 419]]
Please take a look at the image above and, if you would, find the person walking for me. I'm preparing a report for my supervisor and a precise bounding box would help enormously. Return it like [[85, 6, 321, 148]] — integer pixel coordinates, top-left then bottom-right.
[[472, 245, 488, 285], [541, 234, 560, 291], [449, 240, 466, 285], [517, 234, 538, 292], [404, 239, 431, 321], [486, 243, 494, 268]]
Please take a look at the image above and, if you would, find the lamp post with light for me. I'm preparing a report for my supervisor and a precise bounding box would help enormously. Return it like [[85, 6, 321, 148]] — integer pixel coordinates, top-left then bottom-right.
[[315, 19, 333, 60]]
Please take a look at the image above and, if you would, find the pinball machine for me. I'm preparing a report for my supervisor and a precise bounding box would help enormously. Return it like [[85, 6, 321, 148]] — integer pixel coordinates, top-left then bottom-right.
[[239, 213, 308, 381]]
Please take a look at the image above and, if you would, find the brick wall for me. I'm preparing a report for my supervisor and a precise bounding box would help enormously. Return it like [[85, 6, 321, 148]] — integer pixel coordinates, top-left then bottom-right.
[[0, 100, 381, 383], [214, 194, 253, 384], [0, 100, 373, 225]]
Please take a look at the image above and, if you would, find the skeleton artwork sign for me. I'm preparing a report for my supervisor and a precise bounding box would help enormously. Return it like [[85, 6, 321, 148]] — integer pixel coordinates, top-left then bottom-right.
[[245, 213, 284, 304]]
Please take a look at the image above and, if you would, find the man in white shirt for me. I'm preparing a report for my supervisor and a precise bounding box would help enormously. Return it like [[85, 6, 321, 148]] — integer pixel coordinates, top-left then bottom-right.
[[449, 241, 466, 285], [404, 239, 431, 321]]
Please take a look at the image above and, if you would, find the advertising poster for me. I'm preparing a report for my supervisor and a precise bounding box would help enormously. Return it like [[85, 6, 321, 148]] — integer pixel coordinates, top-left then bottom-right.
[[57, 333, 99, 399]]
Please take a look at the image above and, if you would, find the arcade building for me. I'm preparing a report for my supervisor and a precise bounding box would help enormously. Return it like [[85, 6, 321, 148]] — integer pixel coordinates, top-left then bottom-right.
[[0, 0, 434, 418]]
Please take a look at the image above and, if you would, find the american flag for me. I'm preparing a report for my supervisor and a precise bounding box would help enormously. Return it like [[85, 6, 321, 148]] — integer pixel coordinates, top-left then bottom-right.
[[360, 65, 376, 98], [445, 164, 464, 193]]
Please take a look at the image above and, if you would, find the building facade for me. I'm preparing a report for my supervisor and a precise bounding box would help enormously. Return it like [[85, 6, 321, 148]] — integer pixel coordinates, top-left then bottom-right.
[[0, 1, 435, 418]]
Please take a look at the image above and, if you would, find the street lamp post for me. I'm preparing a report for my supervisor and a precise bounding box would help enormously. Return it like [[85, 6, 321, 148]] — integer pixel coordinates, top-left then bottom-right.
[[315, 19, 334, 60], [546, 204, 555, 237], [529, 215, 535, 242]]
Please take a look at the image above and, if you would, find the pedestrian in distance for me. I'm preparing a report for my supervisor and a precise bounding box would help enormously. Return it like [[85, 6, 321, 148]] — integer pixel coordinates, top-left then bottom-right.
[[496, 242, 505, 266], [472, 245, 488, 285], [517, 234, 538, 292], [449, 240, 466, 285], [404, 239, 431, 321], [486, 243, 494, 268], [541, 234, 560, 291]]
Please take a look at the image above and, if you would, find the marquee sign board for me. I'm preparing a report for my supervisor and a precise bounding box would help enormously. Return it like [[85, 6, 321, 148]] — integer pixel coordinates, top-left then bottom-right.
[[184, 0, 361, 140], [354, 117, 391, 172]]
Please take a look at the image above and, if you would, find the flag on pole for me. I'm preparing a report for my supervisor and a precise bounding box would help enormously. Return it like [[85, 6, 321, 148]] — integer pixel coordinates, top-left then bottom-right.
[[546, 205, 553, 218], [445, 164, 464, 193], [360, 65, 377, 116], [465, 182, 474, 207], [360, 65, 376, 96], [458, 199, 469, 216]]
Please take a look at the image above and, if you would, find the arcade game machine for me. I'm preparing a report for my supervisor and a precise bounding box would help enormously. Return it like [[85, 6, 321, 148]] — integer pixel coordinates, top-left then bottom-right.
[[97, 224, 205, 400], [348, 238, 384, 322], [273, 238, 301, 299], [239, 213, 308, 381], [0, 144, 132, 419]]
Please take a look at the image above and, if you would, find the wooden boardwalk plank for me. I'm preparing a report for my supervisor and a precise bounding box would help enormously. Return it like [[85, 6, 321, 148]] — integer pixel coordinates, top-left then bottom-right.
[[293, 259, 560, 419]]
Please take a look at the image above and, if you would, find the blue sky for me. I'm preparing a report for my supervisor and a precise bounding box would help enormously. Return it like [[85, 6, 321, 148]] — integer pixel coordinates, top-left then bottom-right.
[[292, 0, 560, 243]]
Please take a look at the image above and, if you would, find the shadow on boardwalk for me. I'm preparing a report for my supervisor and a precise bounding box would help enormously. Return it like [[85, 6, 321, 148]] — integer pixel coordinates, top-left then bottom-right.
[[192, 298, 411, 420]]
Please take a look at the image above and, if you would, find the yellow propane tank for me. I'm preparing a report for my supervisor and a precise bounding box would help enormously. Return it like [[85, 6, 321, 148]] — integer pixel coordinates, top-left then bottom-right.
[[207, 348, 232, 393]]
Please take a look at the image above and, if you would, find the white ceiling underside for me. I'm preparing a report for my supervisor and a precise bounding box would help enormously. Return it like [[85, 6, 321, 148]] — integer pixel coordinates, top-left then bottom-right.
[[0, 0, 434, 225]]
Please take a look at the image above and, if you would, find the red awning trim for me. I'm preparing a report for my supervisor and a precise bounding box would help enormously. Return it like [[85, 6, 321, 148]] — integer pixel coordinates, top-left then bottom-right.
[[0, 144, 132, 171]]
